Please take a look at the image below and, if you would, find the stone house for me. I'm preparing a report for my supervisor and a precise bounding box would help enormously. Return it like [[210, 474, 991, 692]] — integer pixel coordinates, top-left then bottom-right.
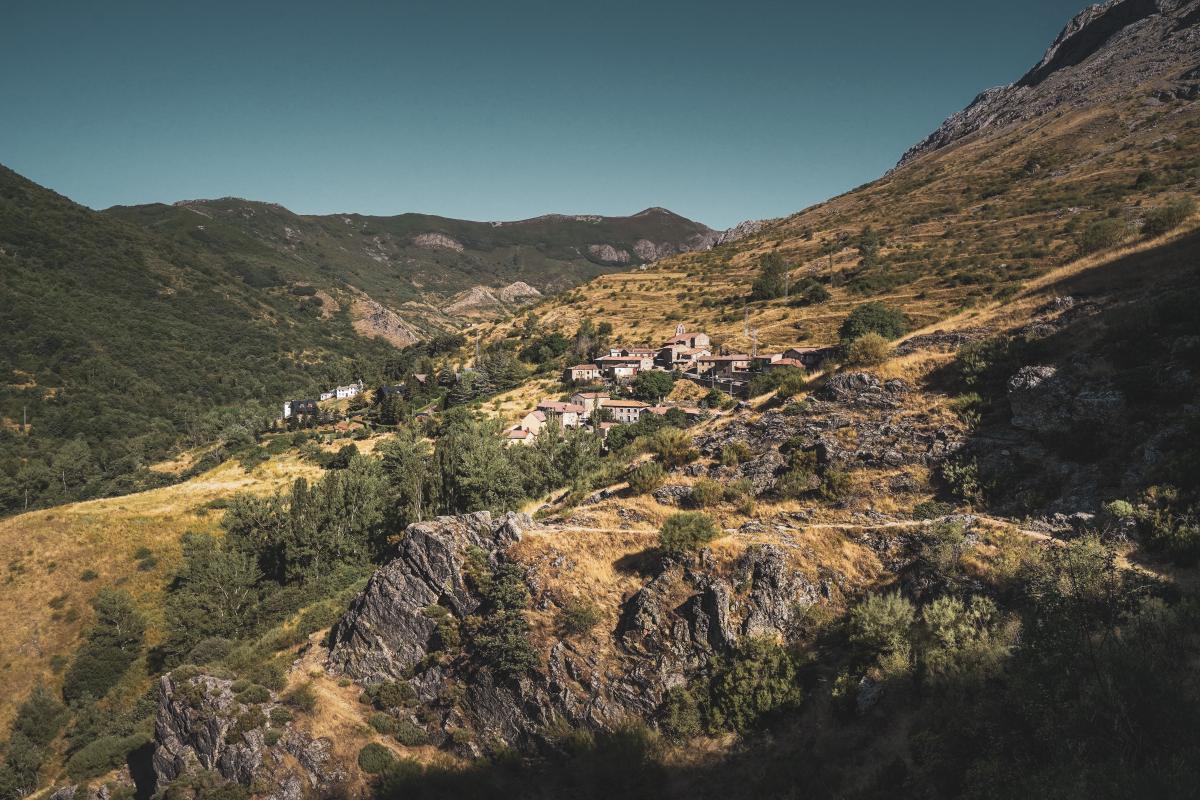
[[537, 400, 586, 429], [565, 363, 601, 383], [570, 391, 610, 421], [600, 398, 649, 425], [504, 427, 535, 446], [696, 354, 752, 375], [596, 356, 642, 382]]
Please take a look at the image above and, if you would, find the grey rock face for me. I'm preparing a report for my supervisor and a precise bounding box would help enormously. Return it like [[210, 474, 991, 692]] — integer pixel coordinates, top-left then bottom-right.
[[1008, 365, 1125, 436], [151, 673, 341, 796], [326, 511, 535, 683], [652, 484, 694, 505], [816, 372, 910, 409]]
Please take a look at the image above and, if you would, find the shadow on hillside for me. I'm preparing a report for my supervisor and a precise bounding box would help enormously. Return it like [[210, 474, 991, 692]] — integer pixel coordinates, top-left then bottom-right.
[[367, 717, 897, 800], [942, 229, 1200, 516]]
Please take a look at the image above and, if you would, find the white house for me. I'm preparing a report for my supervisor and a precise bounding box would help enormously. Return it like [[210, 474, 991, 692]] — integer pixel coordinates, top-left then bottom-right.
[[335, 380, 365, 400], [319, 391, 336, 401], [564, 363, 601, 383], [596, 356, 642, 381]]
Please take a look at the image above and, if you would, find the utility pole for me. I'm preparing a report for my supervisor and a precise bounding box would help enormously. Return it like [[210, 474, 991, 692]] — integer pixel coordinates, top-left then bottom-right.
[[750, 327, 759, 358]]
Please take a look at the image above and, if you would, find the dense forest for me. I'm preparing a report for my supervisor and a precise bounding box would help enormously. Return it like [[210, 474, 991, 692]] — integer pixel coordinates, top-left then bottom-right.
[[0, 165, 419, 514]]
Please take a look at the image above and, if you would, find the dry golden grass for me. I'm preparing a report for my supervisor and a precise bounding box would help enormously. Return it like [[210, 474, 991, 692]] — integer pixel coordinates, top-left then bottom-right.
[[0, 451, 322, 728]]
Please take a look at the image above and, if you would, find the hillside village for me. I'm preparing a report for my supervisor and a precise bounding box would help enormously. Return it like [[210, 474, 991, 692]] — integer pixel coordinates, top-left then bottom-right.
[[506, 324, 836, 444]]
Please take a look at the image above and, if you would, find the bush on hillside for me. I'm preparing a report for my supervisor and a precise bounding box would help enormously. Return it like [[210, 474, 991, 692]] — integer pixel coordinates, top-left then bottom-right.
[[649, 428, 697, 468], [1078, 218, 1127, 253], [358, 742, 396, 774], [839, 302, 909, 342], [690, 478, 724, 508], [1143, 197, 1195, 238], [845, 333, 890, 366], [556, 600, 603, 636], [659, 512, 719, 556], [627, 461, 666, 495]]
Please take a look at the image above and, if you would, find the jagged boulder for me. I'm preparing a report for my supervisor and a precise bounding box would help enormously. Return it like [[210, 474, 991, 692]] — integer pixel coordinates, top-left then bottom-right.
[[151, 672, 341, 798], [816, 372, 909, 409], [327, 512, 534, 684]]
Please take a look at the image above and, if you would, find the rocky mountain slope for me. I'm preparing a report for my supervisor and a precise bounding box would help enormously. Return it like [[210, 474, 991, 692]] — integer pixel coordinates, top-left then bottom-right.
[[499, 0, 1200, 359], [898, 0, 1200, 165]]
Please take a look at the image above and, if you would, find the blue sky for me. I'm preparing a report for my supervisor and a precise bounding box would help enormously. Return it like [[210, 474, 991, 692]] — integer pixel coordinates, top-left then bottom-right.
[[1, 0, 1085, 228]]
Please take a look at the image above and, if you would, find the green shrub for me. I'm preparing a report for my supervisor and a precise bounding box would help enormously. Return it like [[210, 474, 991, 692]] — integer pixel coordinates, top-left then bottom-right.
[[357, 742, 396, 774], [235, 684, 271, 705], [394, 720, 430, 747], [820, 468, 853, 502], [269, 707, 293, 726], [369, 712, 398, 735], [790, 279, 831, 307], [845, 333, 890, 366], [283, 682, 317, 713], [941, 459, 983, 505], [659, 512, 719, 557], [65, 734, 149, 781], [649, 428, 697, 468], [240, 658, 288, 691], [263, 729, 282, 747], [690, 478, 724, 508], [296, 602, 342, 637], [659, 686, 702, 741], [1143, 197, 1195, 238], [556, 600, 603, 636], [913, 500, 954, 520], [369, 681, 416, 710], [1078, 218, 1127, 253], [849, 592, 916, 676], [62, 589, 146, 703], [949, 392, 983, 426], [225, 706, 267, 744], [80, 569, 99, 582], [839, 302, 909, 342], [187, 638, 236, 665], [706, 638, 803, 733], [719, 442, 753, 466], [627, 462, 666, 495]]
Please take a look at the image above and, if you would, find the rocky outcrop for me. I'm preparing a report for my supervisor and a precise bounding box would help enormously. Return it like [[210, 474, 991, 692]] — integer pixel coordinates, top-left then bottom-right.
[[151, 672, 342, 798], [412, 232, 465, 252], [318, 509, 827, 753], [816, 372, 910, 409], [442, 282, 543, 318], [898, 0, 1200, 165], [327, 511, 533, 683], [714, 219, 770, 245], [694, 375, 963, 480], [349, 293, 421, 348], [1007, 365, 1125, 437], [588, 243, 632, 264]]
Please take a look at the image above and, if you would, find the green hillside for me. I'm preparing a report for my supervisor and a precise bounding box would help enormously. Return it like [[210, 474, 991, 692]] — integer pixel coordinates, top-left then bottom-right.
[[0, 165, 400, 514]]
